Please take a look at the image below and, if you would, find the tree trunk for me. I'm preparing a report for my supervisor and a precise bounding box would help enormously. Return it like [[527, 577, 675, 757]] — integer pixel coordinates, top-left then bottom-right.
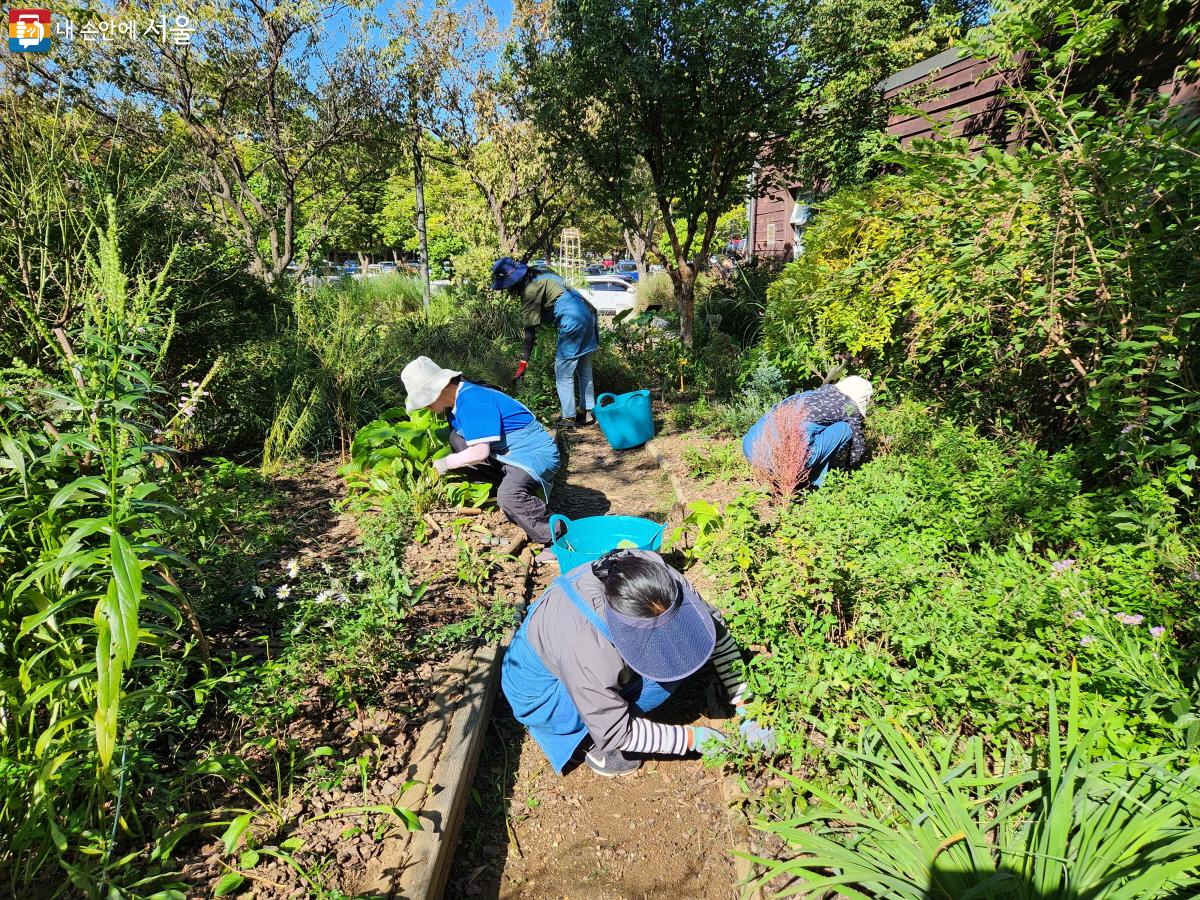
[[412, 130, 432, 310], [623, 228, 651, 281], [670, 263, 696, 347]]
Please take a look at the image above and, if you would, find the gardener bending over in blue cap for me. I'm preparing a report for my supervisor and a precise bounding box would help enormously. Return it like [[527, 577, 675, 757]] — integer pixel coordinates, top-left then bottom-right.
[[743, 376, 874, 490], [502, 549, 775, 777], [491, 256, 601, 430], [401, 356, 559, 545]]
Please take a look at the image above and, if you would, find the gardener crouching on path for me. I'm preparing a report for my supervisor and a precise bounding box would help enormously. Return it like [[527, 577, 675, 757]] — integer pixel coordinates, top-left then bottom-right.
[[490, 256, 601, 430], [401, 356, 559, 546], [742, 376, 874, 492], [502, 549, 775, 777]]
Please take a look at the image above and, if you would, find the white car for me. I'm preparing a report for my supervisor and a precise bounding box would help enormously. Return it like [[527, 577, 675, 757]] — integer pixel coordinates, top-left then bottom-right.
[[582, 275, 638, 316]]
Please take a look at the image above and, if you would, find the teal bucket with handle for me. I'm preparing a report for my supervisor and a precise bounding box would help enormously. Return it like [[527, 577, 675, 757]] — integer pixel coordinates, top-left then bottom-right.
[[548, 513, 665, 573], [593, 390, 655, 450]]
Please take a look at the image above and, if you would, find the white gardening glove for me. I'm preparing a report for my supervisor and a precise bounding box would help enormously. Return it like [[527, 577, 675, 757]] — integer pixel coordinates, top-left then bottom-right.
[[432, 457, 449, 476]]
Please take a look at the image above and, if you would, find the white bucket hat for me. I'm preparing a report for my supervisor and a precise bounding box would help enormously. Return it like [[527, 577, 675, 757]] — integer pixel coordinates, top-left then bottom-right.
[[835, 375, 874, 417], [401, 356, 461, 412]]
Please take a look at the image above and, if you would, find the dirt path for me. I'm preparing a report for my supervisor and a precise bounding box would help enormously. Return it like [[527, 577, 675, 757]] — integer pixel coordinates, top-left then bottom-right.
[[447, 426, 738, 899]]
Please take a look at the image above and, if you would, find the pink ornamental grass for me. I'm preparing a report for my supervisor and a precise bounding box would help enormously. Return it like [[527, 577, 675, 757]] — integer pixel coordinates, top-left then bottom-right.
[[750, 401, 812, 499]]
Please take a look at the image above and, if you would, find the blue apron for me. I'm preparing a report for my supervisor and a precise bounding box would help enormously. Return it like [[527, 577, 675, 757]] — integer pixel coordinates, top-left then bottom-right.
[[552, 289, 600, 361], [493, 418, 559, 501], [502, 572, 676, 772]]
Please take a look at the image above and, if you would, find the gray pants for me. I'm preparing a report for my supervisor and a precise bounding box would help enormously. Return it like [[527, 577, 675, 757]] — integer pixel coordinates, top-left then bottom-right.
[[449, 433, 552, 544]]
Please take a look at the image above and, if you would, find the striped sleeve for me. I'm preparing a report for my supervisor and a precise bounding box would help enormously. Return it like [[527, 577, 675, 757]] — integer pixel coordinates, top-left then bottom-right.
[[618, 718, 692, 755], [711, 627, 747, 705]]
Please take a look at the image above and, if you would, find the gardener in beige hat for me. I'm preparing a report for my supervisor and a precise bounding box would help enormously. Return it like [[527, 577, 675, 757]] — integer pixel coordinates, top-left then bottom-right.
[[401, 356, 559, 544]]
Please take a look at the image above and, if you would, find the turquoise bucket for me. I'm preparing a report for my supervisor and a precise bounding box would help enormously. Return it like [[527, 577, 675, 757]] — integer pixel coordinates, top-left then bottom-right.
[[593, 390, 655, 450], [548, 513, 665, 573]]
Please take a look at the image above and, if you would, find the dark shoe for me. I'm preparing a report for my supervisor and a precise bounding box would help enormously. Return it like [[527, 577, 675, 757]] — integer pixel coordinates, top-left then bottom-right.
[[584, 748, 641, 777], [557, 417, 577, 430], [575, 410, 596, 427]]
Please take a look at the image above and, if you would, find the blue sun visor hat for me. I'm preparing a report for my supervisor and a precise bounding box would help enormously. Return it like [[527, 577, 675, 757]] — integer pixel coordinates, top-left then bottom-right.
[[595, 553, 716, 682], [490, 256, 528, 291]]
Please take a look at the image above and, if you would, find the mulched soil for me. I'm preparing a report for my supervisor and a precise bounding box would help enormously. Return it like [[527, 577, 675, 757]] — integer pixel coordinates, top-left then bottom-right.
[[448, 425, 739, 899]]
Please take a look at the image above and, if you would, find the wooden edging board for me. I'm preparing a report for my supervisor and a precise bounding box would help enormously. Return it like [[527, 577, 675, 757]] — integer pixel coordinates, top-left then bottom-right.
[[644, 436, 766, 900], [358, 548, 537, 899]]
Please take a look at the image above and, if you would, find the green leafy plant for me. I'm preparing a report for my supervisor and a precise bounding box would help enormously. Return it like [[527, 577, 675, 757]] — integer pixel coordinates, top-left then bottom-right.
[[0, 198, 209, 890], [761, 10, 1200, 493], [750, 678, 1200, 899]]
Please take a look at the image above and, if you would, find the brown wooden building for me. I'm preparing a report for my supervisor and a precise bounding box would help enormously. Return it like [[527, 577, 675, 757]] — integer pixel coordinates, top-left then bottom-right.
[[748, 46, 1198, 259]]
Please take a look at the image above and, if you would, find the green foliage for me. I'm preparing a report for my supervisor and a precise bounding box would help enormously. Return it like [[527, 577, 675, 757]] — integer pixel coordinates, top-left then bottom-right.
[[0, 199, 207, 890], [683, 443, 751, 485], [634, 271, 675, 313], [341, 408, 452, 510], [684, 402, 1199, 768], [264, 277, 428, 466], [341, 407, 492, 526], [752, 680, 1200, 899], [789, 0, 984, 190], [516, 0, 811, 342], [763, 18, 1200, 492]]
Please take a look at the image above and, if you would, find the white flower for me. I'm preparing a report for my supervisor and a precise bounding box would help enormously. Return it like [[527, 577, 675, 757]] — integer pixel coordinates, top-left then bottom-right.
[[286, 558, 300, 579], [352, 570, 366, 584], [251, 585, 265, 599], [314, 590, 333, 605], [276, 584, 292, 600]]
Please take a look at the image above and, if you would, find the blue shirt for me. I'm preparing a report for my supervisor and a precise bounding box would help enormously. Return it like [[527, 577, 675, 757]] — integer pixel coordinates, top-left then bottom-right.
[[449, 381, 535, 447]]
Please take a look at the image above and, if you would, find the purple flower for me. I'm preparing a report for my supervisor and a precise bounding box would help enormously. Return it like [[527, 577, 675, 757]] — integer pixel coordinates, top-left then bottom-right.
[[1079, 635, 1096, 646], [1051, 559, 1076, 573], [1120, 423, 1136, 434], [1188, 569, 1200, 582], [1150, 626, 1166, 639], [1116, 613, 1144, 626], [1071, 609, 1086, 620]]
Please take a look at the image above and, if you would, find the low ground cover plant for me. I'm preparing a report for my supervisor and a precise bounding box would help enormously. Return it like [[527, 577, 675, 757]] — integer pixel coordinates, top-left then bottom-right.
[[682, 399, 1198, 773]]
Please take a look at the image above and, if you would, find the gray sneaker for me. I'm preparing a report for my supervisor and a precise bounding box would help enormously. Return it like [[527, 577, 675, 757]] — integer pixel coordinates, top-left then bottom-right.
[[584, 748, 641, 777]]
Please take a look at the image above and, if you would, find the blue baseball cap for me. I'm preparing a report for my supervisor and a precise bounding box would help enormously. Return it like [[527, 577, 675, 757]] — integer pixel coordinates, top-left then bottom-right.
[[596, 552, 716, 682], [490, 256, 528, 291]]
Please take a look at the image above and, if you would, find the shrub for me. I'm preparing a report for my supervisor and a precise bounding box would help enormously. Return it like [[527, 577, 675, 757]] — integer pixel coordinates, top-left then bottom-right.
[[634, 270, 674, 313], [760, 46, 1200, 492]]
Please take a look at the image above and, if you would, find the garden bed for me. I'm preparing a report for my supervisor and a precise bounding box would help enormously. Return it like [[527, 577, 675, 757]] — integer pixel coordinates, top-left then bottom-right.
[[166, 462, 533, 898]]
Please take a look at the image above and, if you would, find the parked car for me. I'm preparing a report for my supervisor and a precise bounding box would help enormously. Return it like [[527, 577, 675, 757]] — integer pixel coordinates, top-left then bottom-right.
[[584, 263, 605, 276], [583, 275, 638, 316], [341, 260, 360, 275], [615, 260, 640, 282], [378, 261, 399, 273]]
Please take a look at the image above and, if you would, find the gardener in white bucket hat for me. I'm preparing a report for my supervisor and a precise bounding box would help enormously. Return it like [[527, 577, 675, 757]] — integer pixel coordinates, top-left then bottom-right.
[[742, 375, 874, 491], [401, 356, 559, 544]]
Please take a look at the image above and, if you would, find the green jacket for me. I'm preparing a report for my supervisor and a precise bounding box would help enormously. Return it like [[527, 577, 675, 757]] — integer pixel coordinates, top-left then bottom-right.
[[519, 268, 567, 328]]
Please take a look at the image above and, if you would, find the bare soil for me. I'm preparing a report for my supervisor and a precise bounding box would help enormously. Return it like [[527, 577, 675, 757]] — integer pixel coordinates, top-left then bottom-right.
[[177, 462, 533, 899], [448, 425, 738, 900]]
